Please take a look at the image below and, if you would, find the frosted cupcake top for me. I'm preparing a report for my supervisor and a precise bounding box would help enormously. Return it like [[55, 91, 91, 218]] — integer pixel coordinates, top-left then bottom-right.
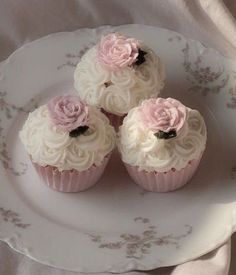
[[118, 98, 207, 173], [20, 95, 116, 172], [74, 33, 165, 116]]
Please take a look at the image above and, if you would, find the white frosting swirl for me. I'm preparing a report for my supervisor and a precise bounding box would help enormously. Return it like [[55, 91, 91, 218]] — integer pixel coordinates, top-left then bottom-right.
[[74, 45, 165, 116], [20, 105, 116, 171], [118, 107, 207, 172]]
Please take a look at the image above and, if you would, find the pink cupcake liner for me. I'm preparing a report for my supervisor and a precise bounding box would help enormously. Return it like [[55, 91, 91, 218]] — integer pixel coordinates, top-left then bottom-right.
[[125, 156, 202, 192], [102, 109, 126, 131], [32, 155, 110, 193]]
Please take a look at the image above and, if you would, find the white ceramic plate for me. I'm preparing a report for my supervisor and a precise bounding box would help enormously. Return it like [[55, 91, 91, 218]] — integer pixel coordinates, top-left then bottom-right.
[[0, 24, 236, 273]]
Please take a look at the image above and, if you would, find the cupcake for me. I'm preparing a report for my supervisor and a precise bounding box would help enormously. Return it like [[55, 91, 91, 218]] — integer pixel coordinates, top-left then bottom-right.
[[118, 98, 207, 192], [74, 32, 165, 130], [19, 95, 116, 192]]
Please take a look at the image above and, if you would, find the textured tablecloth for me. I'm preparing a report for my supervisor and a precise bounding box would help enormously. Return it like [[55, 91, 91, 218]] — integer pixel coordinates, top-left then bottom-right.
[[0, 1, 236, 274]]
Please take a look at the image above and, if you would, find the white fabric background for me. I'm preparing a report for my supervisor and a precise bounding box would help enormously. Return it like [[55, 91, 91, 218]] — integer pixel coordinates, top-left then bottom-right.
[[0, 0, 236, 274]]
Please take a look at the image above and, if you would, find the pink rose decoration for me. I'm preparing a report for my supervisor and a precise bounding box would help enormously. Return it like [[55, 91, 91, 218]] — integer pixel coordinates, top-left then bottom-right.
[[98, 33, 140, 71], [140, 98, 187, 134], [47, 95, 89, 132]]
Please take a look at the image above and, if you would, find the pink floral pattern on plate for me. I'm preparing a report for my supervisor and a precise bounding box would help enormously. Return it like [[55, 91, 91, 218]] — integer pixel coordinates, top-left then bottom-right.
[[88, 217, 192, 260], [0, 90, 39, 176], [0, 207, 30, 229], [57, 42, 96, 70], [168, 36, 236, 110], [182, 43, 229, 96]]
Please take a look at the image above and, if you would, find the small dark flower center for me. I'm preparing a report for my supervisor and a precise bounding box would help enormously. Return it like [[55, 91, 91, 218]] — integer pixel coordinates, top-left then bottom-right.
[[154, 130, 177, 140], [135, 49, 147, 66], [69, 126, 89, 138]]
